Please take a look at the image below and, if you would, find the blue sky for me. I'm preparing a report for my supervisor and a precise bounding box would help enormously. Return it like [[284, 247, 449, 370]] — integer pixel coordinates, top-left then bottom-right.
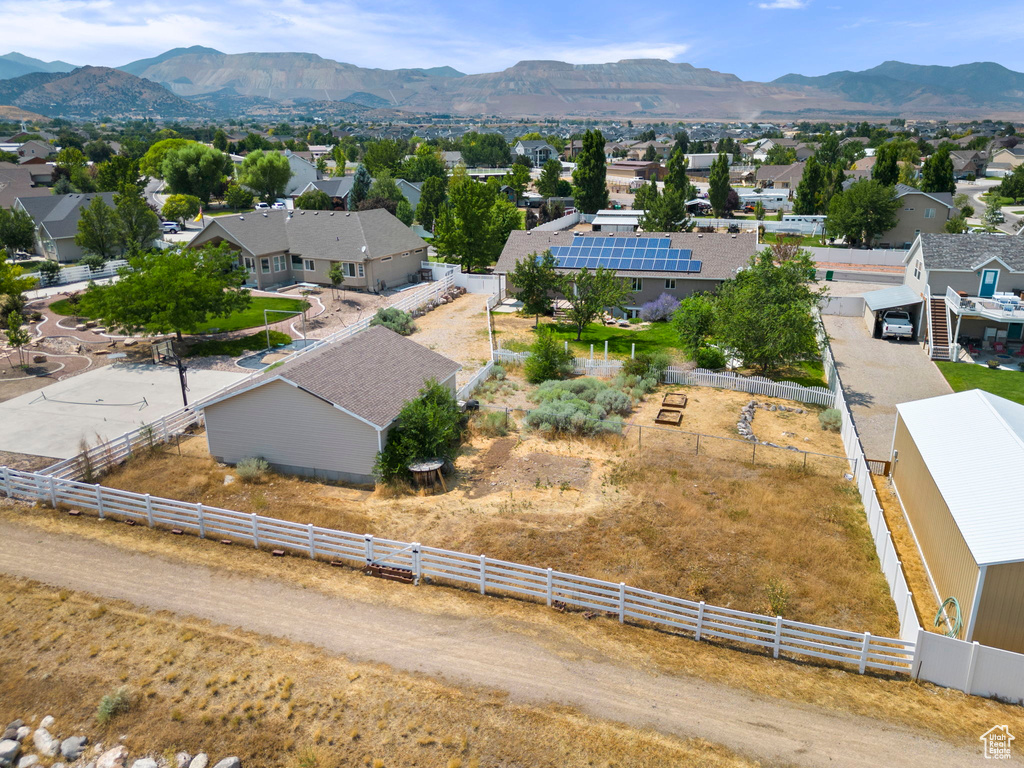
[[3, 0, 1023, 80]]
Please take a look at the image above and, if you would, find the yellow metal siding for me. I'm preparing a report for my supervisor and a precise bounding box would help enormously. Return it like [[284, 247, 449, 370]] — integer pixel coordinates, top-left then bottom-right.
[[974, 562, 1024, 653], [891, 416, 980, 628], [204, 380, 380, 481]]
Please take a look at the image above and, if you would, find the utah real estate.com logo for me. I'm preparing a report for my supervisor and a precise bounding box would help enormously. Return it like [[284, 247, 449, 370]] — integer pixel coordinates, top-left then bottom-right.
[[981, 726, 1015, 759]]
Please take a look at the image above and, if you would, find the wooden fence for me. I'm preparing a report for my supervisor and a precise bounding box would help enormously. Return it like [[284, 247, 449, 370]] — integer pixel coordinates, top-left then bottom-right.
[[492, 349, 836, 407], [0, 466, 916, 677]]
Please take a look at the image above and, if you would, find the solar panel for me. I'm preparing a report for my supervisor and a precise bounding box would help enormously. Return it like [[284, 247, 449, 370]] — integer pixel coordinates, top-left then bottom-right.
[[540, 242, 700, 273]]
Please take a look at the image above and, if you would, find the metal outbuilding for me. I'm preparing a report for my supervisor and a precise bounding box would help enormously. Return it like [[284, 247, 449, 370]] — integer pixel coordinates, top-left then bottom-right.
[[861, 285, 924, 339], [891, 389, 1024, 651]]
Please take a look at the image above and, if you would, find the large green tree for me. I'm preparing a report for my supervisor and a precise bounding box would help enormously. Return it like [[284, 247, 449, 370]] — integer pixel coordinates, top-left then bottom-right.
[[793, 156, 824, 215], [295, 188, 332, 210], [366, 172, 406, 204], [238, 150, 293, 203], [363, 140, 407, 176], [399, 145, 446, 183], [712, 248, 826, 374], [556, 266, 630, 341], [350, 164, 372, 208], [708, 153, 732, 218], [161, 194, 202, 225], [920, 147, 955, 194], [415, 175, 447, 230], [826, 179, 900, 247], [671, 292, 716, 358], [872, 143, 899, 186], [80, 242, 250, 340], [95, 156, 143, 192], [0, 206, 35, 256], [637, 186, 691, 232], [433, 167, 522, 272], [537, 158, 563, 198], [460, 132, 512, 167], [664, 148, 693, 199], [815, 132, 841, 167], [373, 380, 463, 482], [571, 130, 609, 214], [139, 138, 192, 179], [74, 196, 121, 260], [509, 249, 559, 327], [163, 144, 233, 204], [115, 184, 161, 256]]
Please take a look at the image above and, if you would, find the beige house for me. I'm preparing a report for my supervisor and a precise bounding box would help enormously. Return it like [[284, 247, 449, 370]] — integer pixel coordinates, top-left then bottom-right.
[[190, 208, 429, 292], [15, 192, 117, 263], [901, 233, 1024, 359], [876, 184, 954, 250], [990, 147, 1024, 170], [495, 230, 758, 318], [196, 326, 461, 484], [891, 390, 1024, 653]]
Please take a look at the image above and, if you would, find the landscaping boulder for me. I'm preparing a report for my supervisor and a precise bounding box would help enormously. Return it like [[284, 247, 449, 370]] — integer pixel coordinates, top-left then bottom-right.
[[130, 759, 158, 768], [75, 324, 87, 332], [123, 339, 137, 347], [187, 755, 208, 768], [32, 729, 59, 758], [0, 739, 20, 768], [175, 753, 191, 768], [61, 736, 88, 761], [16, 756, 37, 768], [96, 746, 128, 768], [13, 731, 27, 744], [33, 356, 46, 364], [211, 758, 240, 768]]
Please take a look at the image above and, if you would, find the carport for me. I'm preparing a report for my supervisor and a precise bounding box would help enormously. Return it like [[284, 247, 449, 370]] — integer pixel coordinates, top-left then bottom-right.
[[862, 285, 924, 340]]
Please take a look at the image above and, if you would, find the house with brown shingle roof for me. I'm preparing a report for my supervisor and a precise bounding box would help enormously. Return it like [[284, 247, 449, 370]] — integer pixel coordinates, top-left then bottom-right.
[[195, 325, 461, 484], [495, 230, 759, 318]]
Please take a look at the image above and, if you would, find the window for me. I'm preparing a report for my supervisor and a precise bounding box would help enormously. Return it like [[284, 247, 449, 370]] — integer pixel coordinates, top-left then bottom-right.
[[273, 255, 286, 272], [630, 278, 642, 292], [260, 258, 270, 274], [342, 262, 364, 278], [244, 256, 256, 272], [304, 259, 315, 272], [924, 208, 936, 219], [291, 254, 303, 268], [664, 279, 676, 290], [904, 207, 914, 212], [913, 260, 922, 280], [381, 256, 392, 263]]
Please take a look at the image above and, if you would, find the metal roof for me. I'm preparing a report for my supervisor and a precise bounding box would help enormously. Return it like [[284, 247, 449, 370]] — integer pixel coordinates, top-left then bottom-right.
[[896, 390, 1024, 566], [863, 285, 923, 312]]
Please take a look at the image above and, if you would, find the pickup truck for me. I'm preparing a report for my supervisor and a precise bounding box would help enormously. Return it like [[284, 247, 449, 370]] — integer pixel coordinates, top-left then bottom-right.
[[881, 311, 914, 340]]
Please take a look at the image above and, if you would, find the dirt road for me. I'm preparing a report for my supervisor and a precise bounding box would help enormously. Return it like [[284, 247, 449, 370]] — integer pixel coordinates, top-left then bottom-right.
[[0, 519, 993, 767]]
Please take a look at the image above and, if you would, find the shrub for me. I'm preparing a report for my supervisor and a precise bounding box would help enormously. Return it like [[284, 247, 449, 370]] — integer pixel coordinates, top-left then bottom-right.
[[620, 351, 670, 381], [370, 307, 416, 336], [523, 398, 622, 436], [524, 327, 573, 384], [818, 408, 842, 432], [594, 387, 633, 416], [374, 380, 463, 482], [531, 377, 635, 419], [764, 578, 791, 616], [639, 292, 680, 322], [38, 259, 61, 286], [236, 456, 270, 483], [474, 409, 510, 437], [694, 345, 726, 370], [96, 686, 131, 725]]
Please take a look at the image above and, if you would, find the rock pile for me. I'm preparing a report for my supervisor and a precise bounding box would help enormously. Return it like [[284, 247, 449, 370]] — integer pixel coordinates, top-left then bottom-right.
[[0, 716, 240, 768], [411, 285, 467, 317], [736, 400, 807, 452]]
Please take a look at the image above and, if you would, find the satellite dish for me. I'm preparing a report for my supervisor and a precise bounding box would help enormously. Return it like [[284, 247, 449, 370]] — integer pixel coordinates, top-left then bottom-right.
[[360, 245, 367, 253]]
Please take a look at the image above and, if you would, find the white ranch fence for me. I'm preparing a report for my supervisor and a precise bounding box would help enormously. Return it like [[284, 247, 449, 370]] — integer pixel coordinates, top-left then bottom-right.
[[0, 466, 916, 678], [40, 273, 458, 481], [33, 259, 128, 289], [492, 348, 836, 407]]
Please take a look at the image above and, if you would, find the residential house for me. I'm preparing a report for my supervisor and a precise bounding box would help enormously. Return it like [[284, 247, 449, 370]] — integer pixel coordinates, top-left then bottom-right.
[[296, 177, 358, 210], [901, 233, 1024, 358], [15, 192, 116, 263], [562, 140, 584, 160], [0, 163, 50, 209], [283, 149, 321, 197], [513, 140, 558, 166], [889, 389, 1024, 654], [626, 141, 673, 161], [685, 154, 731, 176], [949, 151, 987, 180], [495, 230, 758, 318], [16, 140, 54, 160], [989, 147, 1024, 177], [755, 163, 804, 190], [607, 160, 662, 181], [189, 208, 429, 292], [395, 179, 423, 212], [195, 325, 461, 485], [876, 184, 954, 250], [441, 151, 463, 169]]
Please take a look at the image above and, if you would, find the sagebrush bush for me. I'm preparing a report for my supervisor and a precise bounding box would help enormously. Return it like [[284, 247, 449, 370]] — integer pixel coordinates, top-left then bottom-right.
[[236, 456, 270, 483], [370, 307, 416, 336], [523, 398, 623, 436], [639, 293, 680, 322], [694, 345, 727, 370], [96, 686, 131, 725], [474, 409, 510, 437], [818, 408, 842, 432], [613, 373, 658, 399], [594, 387, 633, 416]]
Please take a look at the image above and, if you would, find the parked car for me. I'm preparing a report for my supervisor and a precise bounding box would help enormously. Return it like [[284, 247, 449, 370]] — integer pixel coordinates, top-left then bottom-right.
[[881, 311, 914, 340], [254, 202, 270, 211], [161, 221, 180, 234], [271, 201, 287, 210]]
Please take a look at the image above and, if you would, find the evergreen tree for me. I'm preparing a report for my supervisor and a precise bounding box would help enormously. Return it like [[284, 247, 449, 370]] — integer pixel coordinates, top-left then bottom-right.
[[921, 147, 955, 194], [872, 144, 899, 186], [571, 130, 609, 214], [638, 187, 690, 232], [415, 175, 447, 230], [664, 149, 692, 199], [707, 153, 731, 218], [815, 132, 841, 167], [793, 156, 824, 215], [537, 158, 563, 198], [350, 164, 372, 208]]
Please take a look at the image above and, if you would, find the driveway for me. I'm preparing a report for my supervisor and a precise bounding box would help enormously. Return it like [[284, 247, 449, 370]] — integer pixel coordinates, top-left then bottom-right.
[[0, 363, 246, 459], [824, 314, 952, 458]]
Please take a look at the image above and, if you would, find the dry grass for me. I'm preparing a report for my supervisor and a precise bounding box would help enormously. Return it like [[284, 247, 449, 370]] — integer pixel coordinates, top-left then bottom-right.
[[0, 575, 756, 768], [4, 501, 1022, 744]]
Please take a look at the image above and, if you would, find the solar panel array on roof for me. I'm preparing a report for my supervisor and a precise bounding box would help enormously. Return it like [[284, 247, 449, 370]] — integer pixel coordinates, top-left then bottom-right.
[[542, 237, 702, 273]]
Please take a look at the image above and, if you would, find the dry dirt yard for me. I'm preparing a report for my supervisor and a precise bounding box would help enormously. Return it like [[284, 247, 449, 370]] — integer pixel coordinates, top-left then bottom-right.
[[408, 294, 492, 387], [99, 381, 894, 636]]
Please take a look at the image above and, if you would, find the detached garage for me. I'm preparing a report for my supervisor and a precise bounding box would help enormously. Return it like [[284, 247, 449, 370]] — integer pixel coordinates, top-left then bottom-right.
[[861, 285, 924, 340], [891, 389, 1024, 652], [196, 326, 461, 484]]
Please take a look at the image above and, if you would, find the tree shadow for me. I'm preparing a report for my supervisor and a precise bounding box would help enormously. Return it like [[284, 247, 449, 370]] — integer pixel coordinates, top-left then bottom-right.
[[843, 386, 875, 408]]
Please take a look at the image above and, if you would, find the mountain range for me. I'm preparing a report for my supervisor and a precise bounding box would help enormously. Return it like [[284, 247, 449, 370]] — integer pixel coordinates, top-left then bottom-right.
[[3, 47, 1024, 120]]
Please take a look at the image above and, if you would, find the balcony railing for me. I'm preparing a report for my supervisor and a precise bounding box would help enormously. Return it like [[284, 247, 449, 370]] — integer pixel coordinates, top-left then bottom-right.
[[943, 287, 1024, 322]]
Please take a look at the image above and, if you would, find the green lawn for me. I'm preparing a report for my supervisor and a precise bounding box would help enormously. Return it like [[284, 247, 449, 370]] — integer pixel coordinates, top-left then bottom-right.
[[49, 297, 306, 334], [759, 232, 829, 248], [207, 208, 255, 217], [980, 193, 1016, 207], [935, 361, 1024, 405], [5, 258, 46, 274], [184, 330, 291, 358], [778, 360, 828, 389], [544, 320, 684, 358]]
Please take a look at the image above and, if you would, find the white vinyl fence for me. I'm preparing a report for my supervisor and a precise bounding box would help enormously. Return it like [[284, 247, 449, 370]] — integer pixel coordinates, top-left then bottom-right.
[[820, 296, 866, 317], [492, 348, 836, 407], [420, 262, 502, 295], [532, 211, 583, 231], [0, 466, 916, 678], [35, 259, 128, 288]]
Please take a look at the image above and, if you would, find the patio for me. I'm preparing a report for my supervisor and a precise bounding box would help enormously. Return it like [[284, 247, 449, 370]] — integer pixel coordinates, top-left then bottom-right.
[[953, 344, 1024, 371]]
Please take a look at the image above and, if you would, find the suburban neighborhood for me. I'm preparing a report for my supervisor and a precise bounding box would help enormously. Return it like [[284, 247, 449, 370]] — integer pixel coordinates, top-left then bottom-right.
[[2, 17, 1024, 768]]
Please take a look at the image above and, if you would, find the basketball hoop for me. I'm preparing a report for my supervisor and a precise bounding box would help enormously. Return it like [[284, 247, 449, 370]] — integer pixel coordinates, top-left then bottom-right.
[[152, 339, 189, 407]]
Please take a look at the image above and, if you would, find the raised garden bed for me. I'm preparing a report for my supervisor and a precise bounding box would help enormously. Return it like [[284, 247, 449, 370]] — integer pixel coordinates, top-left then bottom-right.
[[662, 392, 688, 410], [654, 409, 683, 426]]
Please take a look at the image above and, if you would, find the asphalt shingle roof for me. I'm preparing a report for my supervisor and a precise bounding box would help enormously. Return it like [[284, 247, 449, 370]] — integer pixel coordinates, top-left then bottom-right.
[[199, 326, 461, 429], [918, 233, 1024, 272], [494, 230, 759, 280], [193, 208, 427, 261], [895, 184, 954, 209], [17, 193, 116, 240]]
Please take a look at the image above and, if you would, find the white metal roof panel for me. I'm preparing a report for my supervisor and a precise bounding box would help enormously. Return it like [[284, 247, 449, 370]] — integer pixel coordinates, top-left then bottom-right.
[[863, 285, 923, 312], [896, 390, 1024, 566]]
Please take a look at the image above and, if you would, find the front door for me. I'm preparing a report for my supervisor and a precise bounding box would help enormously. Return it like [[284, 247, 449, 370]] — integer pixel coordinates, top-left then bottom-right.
[[980, 269, 999, 298], [243, 256, 257, 286]]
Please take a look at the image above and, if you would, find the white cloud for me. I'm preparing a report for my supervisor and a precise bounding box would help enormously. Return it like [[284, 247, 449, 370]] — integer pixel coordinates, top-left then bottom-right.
[[757, 0, 809, 9]]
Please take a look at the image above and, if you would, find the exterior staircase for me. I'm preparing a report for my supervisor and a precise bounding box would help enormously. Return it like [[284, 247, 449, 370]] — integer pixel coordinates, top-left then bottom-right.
[[929, 297, 950, 360]]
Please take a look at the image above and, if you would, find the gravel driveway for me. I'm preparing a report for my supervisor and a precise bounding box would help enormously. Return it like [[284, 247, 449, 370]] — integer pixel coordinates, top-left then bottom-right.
[[824, 315, 951, 457]]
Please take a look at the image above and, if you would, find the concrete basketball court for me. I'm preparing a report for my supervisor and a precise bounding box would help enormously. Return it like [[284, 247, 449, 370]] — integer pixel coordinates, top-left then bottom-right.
[[0, 363, 247, 460]]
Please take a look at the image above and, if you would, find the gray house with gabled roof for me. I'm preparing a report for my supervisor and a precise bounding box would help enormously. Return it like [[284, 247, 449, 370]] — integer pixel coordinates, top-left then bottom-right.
[[196, 326, 461, 484], [15, 192, 116, 263], [189, 208, 429, 292]]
